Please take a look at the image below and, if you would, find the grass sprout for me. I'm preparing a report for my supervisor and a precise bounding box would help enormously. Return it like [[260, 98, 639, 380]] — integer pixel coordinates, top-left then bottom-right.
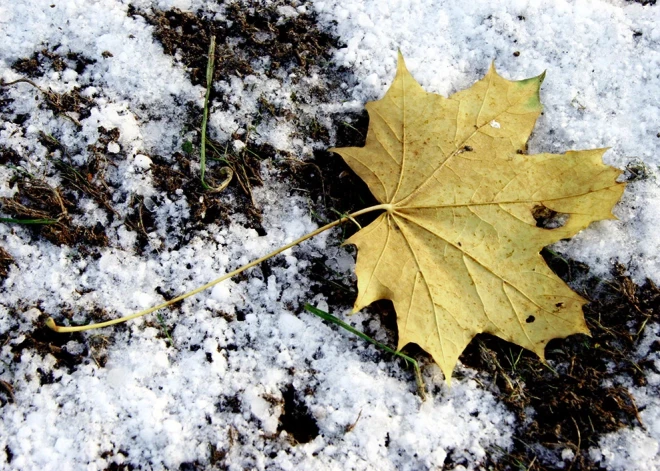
[[200, 35, 233, 193]]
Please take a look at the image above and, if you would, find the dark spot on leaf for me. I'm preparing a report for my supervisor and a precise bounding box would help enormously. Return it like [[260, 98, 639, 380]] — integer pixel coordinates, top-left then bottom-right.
[[526, 315, 535, 323], [532, 204, 569, 229]]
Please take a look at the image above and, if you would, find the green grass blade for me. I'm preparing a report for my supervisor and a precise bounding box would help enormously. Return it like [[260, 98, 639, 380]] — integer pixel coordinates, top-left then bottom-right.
[[0, 217, 59, 225], [200, 36, 215, 191], [199, 36, 233, 194], [304, 303, 426, 399], [156, 313, 175, 346]]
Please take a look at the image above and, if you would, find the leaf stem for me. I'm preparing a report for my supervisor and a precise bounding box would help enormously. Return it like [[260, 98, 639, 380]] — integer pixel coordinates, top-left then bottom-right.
[[304, 304, 426, 400], [46, 204, 390, 333]]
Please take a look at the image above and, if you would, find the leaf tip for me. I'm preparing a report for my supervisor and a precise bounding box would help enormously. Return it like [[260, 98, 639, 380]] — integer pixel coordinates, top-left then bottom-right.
[[396, 49, 409, 74], [536, 349, 547, 364], [538, 69, 547, 83]]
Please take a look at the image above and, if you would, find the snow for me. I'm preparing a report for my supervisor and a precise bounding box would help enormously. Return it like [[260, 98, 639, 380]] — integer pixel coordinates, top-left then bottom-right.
[[1, 0, 660, 469]]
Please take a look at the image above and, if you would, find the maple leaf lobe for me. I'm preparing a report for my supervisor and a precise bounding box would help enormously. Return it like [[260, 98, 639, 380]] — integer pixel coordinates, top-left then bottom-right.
[[331, 53, 625, 381]]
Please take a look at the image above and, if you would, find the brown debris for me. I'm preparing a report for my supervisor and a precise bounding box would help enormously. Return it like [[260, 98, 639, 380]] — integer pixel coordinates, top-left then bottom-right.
[[0, 246, 15, 281], [1, 77, 94, 126], [127, 1, 349, 237], [0, 166, 109, 248]]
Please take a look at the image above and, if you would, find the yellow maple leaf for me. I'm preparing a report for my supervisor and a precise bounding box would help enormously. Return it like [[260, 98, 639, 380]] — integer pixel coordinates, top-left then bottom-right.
[[331, 52, 626, 381]]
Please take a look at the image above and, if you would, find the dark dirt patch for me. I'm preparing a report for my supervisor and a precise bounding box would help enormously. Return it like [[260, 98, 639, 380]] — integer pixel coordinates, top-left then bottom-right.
[[0, 146, 22, 166], [0, 125, 170, 251], [19, 304, 118, 370], [279, 384, 320, 444], [129, 1, 350, 236], [101, 450, 134, 471], [12, 49, 96, 79], [0, 86, 13, 115], [281, 110, 377, 223], [215, 394, 242, 414], [0, 378, 15, 407], [132, 3, 339, 88], [277, 110, 382, 307], [9, 315, 89, 373], [1, 77, 95, 127], [3, 48, 96, 131], [178, 461, 205, 471], [1, 53, 138, 252], [150, 143, 267, 241]]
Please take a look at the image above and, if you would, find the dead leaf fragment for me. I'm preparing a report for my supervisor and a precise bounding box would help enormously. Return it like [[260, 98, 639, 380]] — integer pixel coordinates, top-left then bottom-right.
[[331, 52, 625, 381]]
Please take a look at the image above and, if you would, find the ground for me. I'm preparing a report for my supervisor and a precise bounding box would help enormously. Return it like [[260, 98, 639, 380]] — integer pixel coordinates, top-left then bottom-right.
[[1, 0, 660, 470]]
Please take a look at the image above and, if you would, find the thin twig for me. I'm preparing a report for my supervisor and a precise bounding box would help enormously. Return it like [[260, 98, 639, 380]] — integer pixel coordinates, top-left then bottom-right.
[[345, 409, 362, 433], [568, 417, 581, 471], [2, 78, 82, 127]]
